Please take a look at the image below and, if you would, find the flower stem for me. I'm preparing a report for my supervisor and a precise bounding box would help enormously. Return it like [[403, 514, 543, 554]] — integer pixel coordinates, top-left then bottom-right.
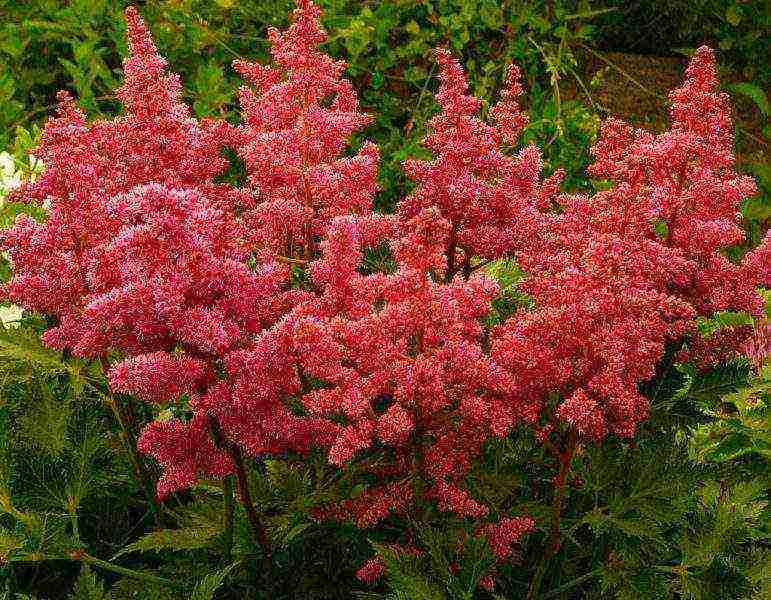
[[527, 431, 578, 600], [75, 551, 182, 590], [222, 476, 234, 563], [98, 358, 162, 528], [229, 442, 270, 554], [208, 416, 270, 555]]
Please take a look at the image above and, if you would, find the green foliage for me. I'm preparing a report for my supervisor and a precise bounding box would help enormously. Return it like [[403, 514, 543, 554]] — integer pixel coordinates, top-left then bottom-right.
[[483, 258, 532, 325], [592, 477, 769, 600], [67, 566, 106, 600], [189, 562, 240, 600], [0, 325, 72, 375], [115, 518, 221, 558], [372, 524, 495, 600], [693, 363, 770, 465]]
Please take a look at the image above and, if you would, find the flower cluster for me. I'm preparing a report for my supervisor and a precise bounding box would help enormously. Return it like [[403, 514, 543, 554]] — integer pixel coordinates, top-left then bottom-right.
[[493, 46, 768, 442], [255, 49, 557, 580], [225, 0, 379, 260], [400, 49, 560, 278], [279, 209, 515, 528], [1, 8, 233, 349], [479, 516, 536, 562], [0, 6, 325, 499], [2, 0, 767, 588]]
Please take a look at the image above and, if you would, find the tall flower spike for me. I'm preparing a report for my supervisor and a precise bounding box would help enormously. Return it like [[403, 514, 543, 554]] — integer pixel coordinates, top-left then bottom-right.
[[589, 46, 766, 360], [490, 62, 529, 144], [0, 9, 298, 506], [1, 7, 232, 354], [120, 7, 184, 118], [260, 48, 539, 550], [401, 48, 557, 280], [494, 46, 768, 442], [230, 0, 379, 260]]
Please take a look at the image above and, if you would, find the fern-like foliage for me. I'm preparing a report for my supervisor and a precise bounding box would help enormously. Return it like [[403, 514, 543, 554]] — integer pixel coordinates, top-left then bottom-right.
[[67, 566, 107, 600], [692, 363, 770, 465]]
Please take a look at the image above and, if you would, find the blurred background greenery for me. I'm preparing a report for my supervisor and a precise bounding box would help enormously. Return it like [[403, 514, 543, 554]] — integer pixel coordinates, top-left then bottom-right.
[[0, 0, 767, 237]]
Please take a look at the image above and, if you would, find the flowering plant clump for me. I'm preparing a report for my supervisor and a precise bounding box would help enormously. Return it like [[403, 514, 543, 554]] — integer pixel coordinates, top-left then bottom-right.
[[270, 50, 559, 569], [1, 0, 767, 595], [225, 0, 379, 261], [493, 46, 768, 445], [0, 6, 334, 540]]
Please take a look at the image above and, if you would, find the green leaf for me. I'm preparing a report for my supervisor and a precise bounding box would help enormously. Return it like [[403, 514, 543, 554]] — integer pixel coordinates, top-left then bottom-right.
[[729, 82, 769, 116], [0, 326, 67, 372], [372, 541, 445, 600], [115, 524, 220, 557], [68, 566, 107, 600], [190, 562, 240, 600], [18, 390, 73, 455], [0, 527, 25, 560], [725, 4, 742, 26]]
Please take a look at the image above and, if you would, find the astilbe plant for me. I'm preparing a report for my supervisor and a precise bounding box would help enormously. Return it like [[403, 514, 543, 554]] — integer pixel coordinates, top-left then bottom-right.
[[1, 0, 768, 595], [490, 45, 770, 600], [224, 0, 380, 262], [0, 7, 246, 517], [494, 46, 769, 447], [0, 5, 341, 549], [261, 48, 562, 582]]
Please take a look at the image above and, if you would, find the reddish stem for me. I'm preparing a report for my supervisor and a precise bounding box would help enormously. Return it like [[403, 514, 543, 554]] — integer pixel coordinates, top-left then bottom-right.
[[98, 357, 162, 527], [548, 433, 578, 553], [208, 417, 270, 554], [526, 431, 579, 600]]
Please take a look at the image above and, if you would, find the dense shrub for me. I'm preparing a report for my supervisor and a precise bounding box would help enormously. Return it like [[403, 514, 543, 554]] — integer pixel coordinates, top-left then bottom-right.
[[0, 2, 768, 599]]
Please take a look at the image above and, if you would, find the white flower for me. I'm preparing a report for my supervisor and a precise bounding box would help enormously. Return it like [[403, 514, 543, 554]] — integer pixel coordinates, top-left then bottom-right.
[[0, 151, 22, 200], [0, 304, 23, 328], [0, 152, 14, 177]]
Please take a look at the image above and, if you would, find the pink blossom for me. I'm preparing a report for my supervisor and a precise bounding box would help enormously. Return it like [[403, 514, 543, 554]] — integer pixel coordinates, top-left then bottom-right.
[[478, 516, 536, 561], [137, 414, 233, 500], [109, 352, 210, 404], [228, 0, 379, 259], [433, 481, 489, 519]]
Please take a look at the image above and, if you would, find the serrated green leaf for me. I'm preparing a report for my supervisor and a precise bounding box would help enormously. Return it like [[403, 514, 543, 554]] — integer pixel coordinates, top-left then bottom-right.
[[115, 525, 220, 558], [0, 527, 25, 560], [0, 326, 66, 372], [190, 562, 240, 600]]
